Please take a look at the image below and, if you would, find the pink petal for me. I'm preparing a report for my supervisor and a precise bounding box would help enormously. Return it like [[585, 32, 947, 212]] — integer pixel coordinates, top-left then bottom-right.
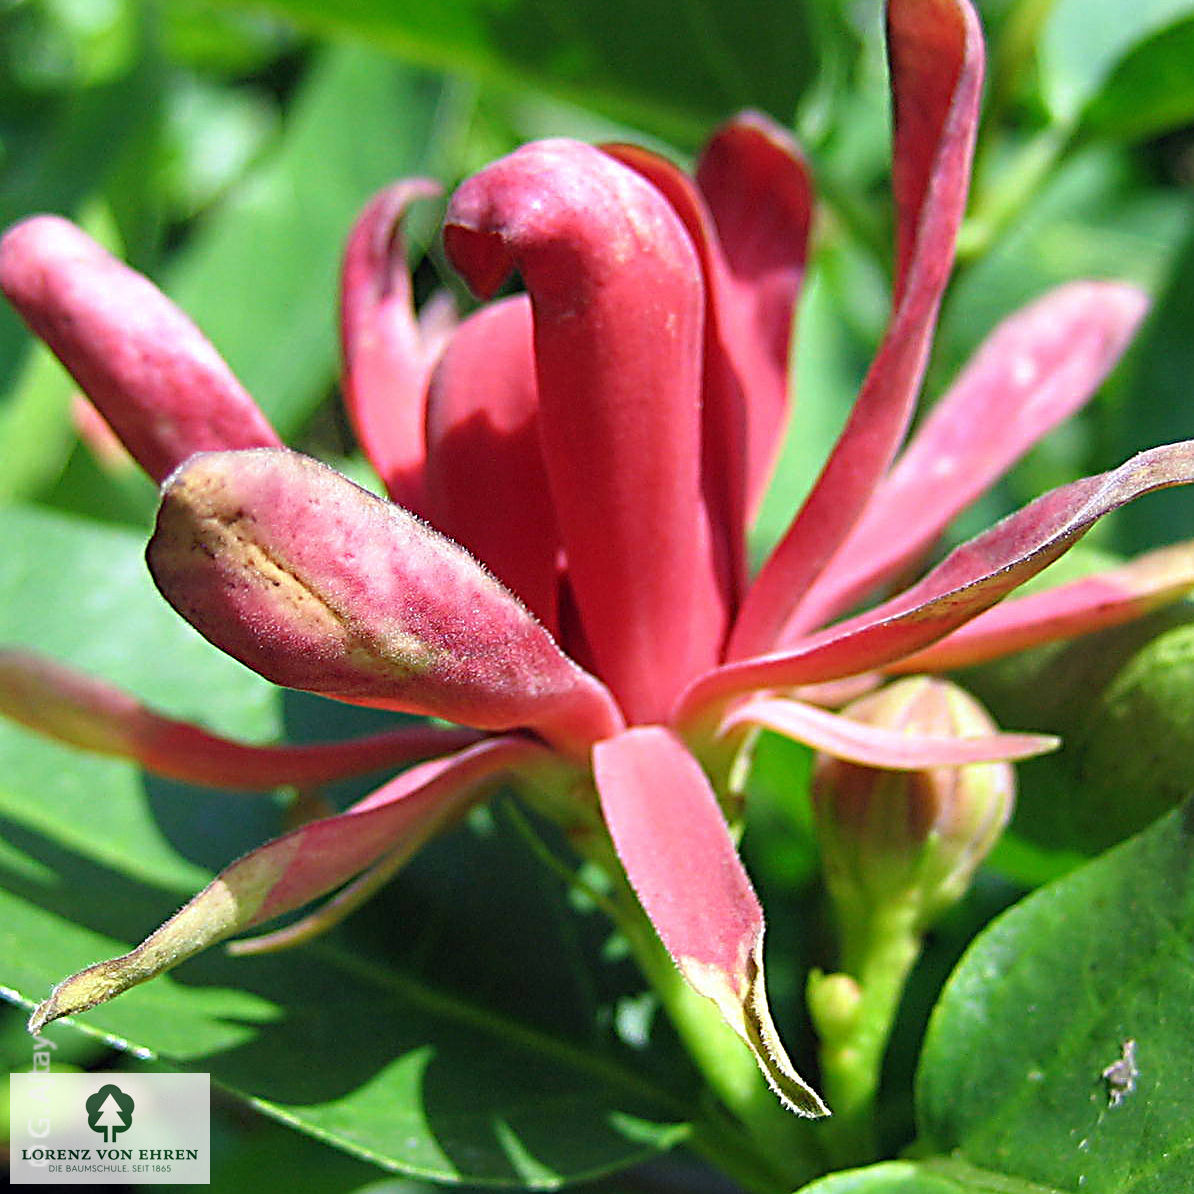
[[889, 539, 1194, 672], [147, 448, 623, 759], [444, 140, 726, 724], [720, 696, 1057, 768], [0, 216, 280, 482], [601, 140, 748, 604], [727, 0, 985, 660], [29, 735, 543, 1031], [677, 441, 1194, 722], [593, 726, 828, 1117], [423, 296, 563, 632], [786, 281, 1150, 636], [696, 112, 814, 514], [339, 179, 447, 512], [0, 648, 481, 790]]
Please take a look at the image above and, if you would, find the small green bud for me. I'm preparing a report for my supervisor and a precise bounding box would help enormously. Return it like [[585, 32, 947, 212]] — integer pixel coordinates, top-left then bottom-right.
[[812, 676, 1015, 930]]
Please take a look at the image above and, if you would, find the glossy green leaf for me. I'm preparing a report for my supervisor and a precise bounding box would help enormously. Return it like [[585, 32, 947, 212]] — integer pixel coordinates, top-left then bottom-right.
[[1, 879, 686, 1187], [1039, 0, 1194, 126], [196, 0, 828, 146], [917, 799, 1194, 1192], [797, 1156, 1105, 1192], [0, 28, 162, 399], [1076, 18, 1194, 142], [163, 42, 451, 439]]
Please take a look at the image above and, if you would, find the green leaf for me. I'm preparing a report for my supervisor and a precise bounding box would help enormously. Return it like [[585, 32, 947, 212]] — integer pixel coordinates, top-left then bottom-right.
[[1076, 17, 1194, 141], [1, 882, 686, 1187], [196, 0, 828, 146], [1039, 0, 1194, 126], [162, 42, 451, 439], [797, 1156, 1087, 1192], [0, 504, 689, 1184], [0, 25, 163, 399], [917, 799, 1194, 1192]]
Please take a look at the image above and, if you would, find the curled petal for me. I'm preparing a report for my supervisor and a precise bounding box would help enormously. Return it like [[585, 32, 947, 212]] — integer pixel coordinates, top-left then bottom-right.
[[147, 449, 622, 759], [678, 441, 1194, 722], [889, 540, 1194, 673], [0, 216, 280, 482], [609, 117, 815, 594], [728, 0, 985, 659], [593, 727, 828, 1117], [720, 696, 1057, 769], [340, 180, 447, 511], [424, 296, 563, 632], [788, 281, 1150, 635], [603, 140, 750, 603], [29, 736, 543, 1032], [696, 112, 814, 513], [0, 648, 480, 790], [445, 140, 726, 724], [226, 836, 418, 955]]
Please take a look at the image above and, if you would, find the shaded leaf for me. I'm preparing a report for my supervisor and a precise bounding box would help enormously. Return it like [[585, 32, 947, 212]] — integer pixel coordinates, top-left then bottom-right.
[[199, 0, 824, 146], [1077, 17, 1194, 142], [163, 42, 449, 439], [1039, 0, 1194, 125], [917, 798, 1194, 1193]]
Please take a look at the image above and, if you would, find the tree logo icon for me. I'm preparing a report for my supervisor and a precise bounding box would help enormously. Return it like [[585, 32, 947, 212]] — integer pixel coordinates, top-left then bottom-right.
[[85, 1083, 135, 1143]]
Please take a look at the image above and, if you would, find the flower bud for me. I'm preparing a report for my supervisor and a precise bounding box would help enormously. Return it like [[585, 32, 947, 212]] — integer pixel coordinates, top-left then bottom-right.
[[811, 675, 1015, 929]]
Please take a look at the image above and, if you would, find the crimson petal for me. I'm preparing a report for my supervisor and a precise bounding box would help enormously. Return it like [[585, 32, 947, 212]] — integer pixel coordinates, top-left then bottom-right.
[[593, 726, 828, 1117], [678, 441, 1194, 721], [720, 696, 1057, 768], [0, 648, 480, 790], [0, 216, 279, 482], [787, 281, 1149, 636], [889, 540, 1194, 672], [696, 112, 814, 515], [424, 296, 563, 632], [728, 0, 984, 659], [29, 736, 542, 1031], [444, 140, 726, 724], [340, 180, 446, 512], [147, 448, 622, 759]]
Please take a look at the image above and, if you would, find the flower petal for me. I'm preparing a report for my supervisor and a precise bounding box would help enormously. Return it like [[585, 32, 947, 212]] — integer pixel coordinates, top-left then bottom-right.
[[0, 648, 480, 789], [888, 540, 1194, 672], [604, 119, 814, 602], [593, 726, 828, 1117], [28, 735, 542, 1031], [0, 216, 280, 482], [678, 441, 1194, 721], [340, 180, 445, 511], [787, 281, 1150, 635], [424, 296, 563, 632], [728, 0, 984, 659], [444, 140, 726, 724], [696, 112, 814, 513], [601, 140, 749, 604], [720, 696, 1057, 768], [147, 448, 623, 759]]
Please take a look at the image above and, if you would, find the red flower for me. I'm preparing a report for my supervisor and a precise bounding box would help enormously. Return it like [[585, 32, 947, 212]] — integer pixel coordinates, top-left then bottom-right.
[[4, 0, 1193, 1117]]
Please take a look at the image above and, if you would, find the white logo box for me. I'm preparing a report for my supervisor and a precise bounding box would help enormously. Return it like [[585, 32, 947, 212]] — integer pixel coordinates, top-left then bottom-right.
[[10, 1072, 210, 1185]]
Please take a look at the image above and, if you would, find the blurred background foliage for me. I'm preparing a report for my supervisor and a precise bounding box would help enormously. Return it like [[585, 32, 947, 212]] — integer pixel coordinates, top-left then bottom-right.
[[1, 0, 1194, 1190]]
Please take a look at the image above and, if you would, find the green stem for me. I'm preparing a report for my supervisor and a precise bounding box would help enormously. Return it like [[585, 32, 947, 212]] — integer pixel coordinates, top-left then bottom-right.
[[810, 899, 923, 1167]]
